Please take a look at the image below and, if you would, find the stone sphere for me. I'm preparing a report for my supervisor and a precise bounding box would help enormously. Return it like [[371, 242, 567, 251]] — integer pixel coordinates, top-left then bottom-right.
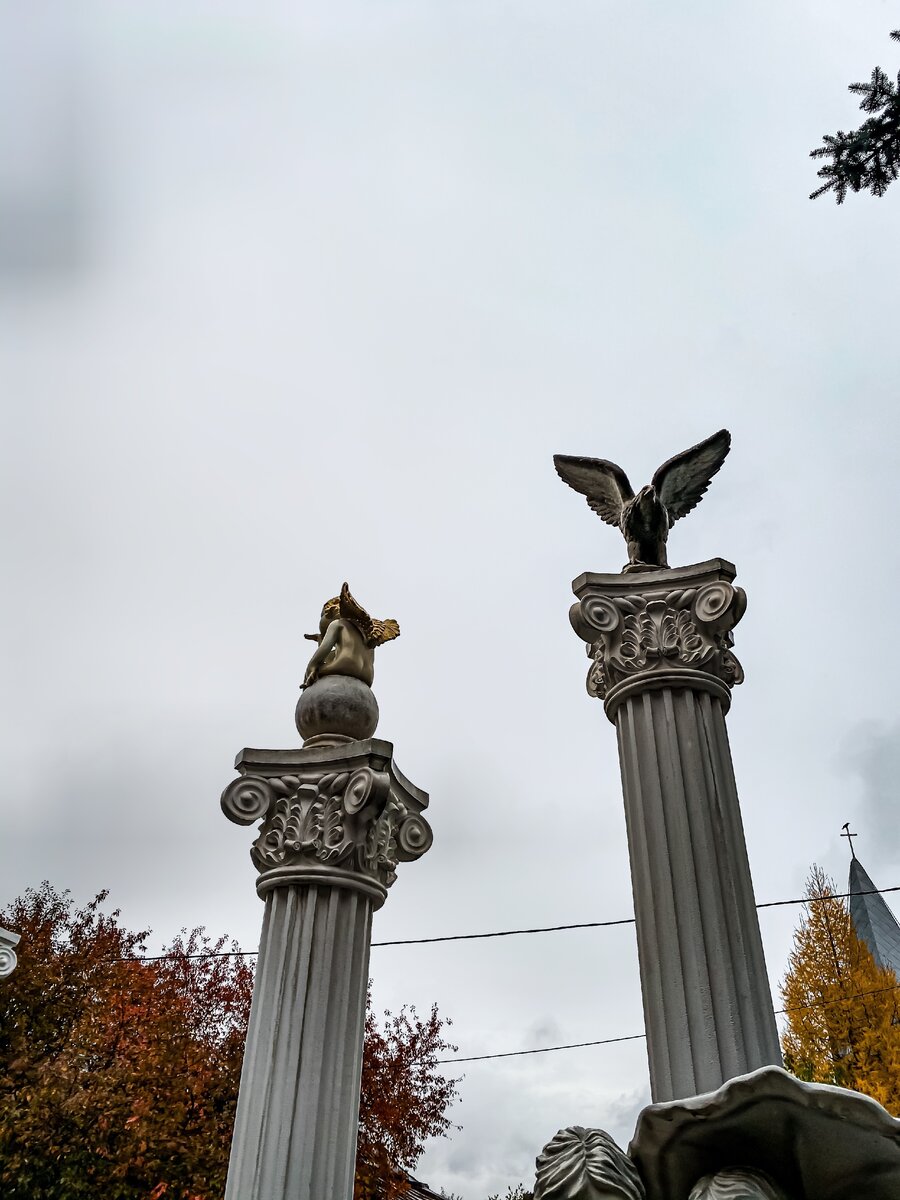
[[295, 675, 379, 742]]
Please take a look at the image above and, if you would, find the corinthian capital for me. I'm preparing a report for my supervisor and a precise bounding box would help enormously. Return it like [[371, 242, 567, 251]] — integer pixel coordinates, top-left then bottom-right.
[[221, 738, 432, 907], [569, 558, 745, 718]]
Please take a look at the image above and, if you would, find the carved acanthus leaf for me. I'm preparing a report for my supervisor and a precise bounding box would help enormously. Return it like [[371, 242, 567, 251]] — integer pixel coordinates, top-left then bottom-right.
[[574, 579, 746, 701], [222, 763, 432, 893]]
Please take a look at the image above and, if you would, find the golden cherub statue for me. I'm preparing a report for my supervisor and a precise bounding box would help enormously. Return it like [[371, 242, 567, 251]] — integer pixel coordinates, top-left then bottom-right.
[[302, 583, 400, 689]]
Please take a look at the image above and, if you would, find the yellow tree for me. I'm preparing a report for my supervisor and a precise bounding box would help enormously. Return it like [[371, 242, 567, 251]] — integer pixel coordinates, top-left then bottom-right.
[[781, 864, 900, 1113]]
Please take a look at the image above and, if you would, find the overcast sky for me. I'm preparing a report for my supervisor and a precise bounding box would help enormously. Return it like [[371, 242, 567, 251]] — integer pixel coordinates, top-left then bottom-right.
[[3, 2, 900, 1196]]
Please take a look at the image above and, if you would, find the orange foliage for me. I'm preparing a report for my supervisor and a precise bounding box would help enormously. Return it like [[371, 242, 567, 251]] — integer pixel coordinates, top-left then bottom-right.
[[0, 884, 458, 1200], [355, 988, 459, 1200], [0, 883, 251, 1199]]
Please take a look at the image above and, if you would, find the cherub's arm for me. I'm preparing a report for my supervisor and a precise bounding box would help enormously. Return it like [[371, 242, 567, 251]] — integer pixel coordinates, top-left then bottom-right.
[[303, 620, 341, 687]]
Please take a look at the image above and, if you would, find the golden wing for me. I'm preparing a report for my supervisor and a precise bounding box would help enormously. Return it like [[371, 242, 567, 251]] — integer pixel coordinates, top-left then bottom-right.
[[339, 582, 400, 646], [367, 618, 400, 648], [338, 582, 371, 628]]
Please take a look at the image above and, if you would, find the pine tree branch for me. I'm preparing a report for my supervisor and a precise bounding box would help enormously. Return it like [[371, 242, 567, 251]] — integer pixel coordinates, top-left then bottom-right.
[[811, 31, 900, 201]]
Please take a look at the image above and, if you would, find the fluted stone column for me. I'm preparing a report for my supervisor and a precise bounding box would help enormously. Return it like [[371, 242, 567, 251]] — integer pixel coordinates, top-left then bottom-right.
[[569, 558, 781, 1103], [220, 736, 431, 1200], [0, 926, 19, 979]]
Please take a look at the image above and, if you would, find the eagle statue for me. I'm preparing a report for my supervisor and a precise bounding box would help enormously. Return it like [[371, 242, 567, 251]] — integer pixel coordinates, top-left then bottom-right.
[[553, 429, 731, 570]]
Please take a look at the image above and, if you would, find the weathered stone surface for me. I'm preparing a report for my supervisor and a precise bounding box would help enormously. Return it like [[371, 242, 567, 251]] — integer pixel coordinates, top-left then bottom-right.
[[534, 1068, 900, 1200], [221, 737, 432, 906], [224, 883, 372, 1200], [295, 673, 380, 743], [221, 735, 431, 1200], [616, 681, 780, 1099], [688, 1168, 789, 1199], [570, 559, 745, 717], [534, 1126, 646, 1199], [0, 926, 19, 979], [630, 1066, 900, 1200], [568, 559, 780, 1102]]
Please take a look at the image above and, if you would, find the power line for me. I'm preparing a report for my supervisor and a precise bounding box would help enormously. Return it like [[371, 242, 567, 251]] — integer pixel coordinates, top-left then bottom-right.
[[111, 918, 636, 962], [755, 885, 900, 910], [113, 884, 900, 963], [19, 954, 900, 1070], [777, 980, 900, 1016], [373, 884, 900, 948], [41, 980, 900, 1071], [434, 980, 900, 1065], [372, 915, 636, 948], [20, 893, 900, 1074], [436, 1033, 646, 1064]]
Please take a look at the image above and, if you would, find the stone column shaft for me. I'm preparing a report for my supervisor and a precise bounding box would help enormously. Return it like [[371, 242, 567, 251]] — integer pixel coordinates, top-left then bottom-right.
[[225, 885, 372, 1200], [221, 736, 432, 1200], [616, 685, 780, 1101], [570, 559, 781, 1103]]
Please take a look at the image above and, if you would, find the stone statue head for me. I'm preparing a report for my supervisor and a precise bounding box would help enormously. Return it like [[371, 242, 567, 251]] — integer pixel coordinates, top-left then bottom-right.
[[534, 1127, 646, 1200], [688, 1167, 791, 1200]]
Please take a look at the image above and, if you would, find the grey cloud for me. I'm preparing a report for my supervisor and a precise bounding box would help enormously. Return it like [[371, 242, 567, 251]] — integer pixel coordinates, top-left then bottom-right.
[[842, 722, 900, 866], [4, 3, 900, 1197]]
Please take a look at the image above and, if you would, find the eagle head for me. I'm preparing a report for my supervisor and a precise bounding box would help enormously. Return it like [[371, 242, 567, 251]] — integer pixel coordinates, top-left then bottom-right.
[[634, 484, 658, 514]]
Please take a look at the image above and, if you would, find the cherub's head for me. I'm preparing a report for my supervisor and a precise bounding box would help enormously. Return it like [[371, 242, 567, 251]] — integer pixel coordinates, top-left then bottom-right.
[[320, 596, 341, 634]]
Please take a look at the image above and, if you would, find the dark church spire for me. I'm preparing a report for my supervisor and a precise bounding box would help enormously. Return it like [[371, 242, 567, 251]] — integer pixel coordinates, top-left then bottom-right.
[[846, 831, 900, 977]]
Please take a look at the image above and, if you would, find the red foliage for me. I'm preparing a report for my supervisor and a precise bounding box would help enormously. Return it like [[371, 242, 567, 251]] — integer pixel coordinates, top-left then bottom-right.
[[0, 884, 458, 1200], [355, 988, 459, 1200], [0, 884, 252, 1199]]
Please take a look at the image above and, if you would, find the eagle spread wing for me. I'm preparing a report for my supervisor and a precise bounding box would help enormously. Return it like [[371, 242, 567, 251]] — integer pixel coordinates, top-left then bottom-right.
[[651, 429, 731, 523], [552, 455, 634, 527], [339, 582, 400, 647]]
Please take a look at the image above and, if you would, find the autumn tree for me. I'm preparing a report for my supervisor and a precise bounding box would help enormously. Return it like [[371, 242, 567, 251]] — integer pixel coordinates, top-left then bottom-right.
[[355, 990, 459, 1200], [0, 883, 253, 1199], [0, 883, 459, 1200], [781, 865, 900, 1113]]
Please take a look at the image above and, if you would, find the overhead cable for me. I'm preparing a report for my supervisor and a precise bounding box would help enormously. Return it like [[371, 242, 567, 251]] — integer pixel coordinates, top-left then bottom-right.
[[113, 884, 900, 963], [436, 980, 900, 1064]]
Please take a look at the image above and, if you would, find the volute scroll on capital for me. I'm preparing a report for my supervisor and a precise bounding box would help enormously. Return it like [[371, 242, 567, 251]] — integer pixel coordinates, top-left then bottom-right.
[[221, 748, 432, 906], [0, 927, 20, 979], [569, 563, 746, 716]]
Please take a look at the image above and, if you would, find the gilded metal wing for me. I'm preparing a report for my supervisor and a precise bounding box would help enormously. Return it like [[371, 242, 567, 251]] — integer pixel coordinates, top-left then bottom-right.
[[338, 582, 371, 629], [338, 583, 400, 647], [552, 455, 634, 527], [367, 618, 400, 648], [651, 429, 731, 523]]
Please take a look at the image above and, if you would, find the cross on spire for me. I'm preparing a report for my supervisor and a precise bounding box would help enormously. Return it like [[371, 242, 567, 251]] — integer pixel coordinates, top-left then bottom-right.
[[841, 822, 858, 860]]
